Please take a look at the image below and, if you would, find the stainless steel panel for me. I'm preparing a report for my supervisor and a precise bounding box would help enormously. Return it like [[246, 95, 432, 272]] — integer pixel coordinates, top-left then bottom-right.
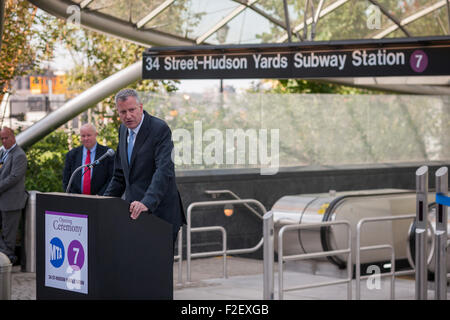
[[271, 189, 436, 265]]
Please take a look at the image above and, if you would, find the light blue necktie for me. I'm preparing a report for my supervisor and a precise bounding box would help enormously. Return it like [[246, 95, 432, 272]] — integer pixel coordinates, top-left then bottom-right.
[[127, 130, 135, 164]]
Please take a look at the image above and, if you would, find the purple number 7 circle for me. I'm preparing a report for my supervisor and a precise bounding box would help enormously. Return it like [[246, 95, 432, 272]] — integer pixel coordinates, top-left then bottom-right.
[[67, 240, 85, 270], [410, 50, 428, 73]]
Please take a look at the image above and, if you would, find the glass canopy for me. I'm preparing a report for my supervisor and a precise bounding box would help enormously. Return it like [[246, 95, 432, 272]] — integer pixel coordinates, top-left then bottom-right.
[[36, 0, 450, 46], [28, 0, 450, 93]]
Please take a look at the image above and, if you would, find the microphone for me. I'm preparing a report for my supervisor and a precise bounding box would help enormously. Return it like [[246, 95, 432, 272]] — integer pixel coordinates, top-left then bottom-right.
[[65, 149, 115, 193], [90, 148, 115, 167]]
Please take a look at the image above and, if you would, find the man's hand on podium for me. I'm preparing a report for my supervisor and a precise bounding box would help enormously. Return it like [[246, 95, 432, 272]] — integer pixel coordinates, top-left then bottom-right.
[[129, 201, 148, 220]]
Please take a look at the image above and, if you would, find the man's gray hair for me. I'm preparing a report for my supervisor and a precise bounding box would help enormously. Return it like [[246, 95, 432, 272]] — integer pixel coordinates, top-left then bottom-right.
[[115, 88, 142, 105], [80, 123, 97, 133]]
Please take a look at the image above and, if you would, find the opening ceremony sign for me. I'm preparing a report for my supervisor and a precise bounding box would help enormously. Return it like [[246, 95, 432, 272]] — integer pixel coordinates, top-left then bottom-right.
[[142, 36, 450, 79], [45, 211, 88, 294]]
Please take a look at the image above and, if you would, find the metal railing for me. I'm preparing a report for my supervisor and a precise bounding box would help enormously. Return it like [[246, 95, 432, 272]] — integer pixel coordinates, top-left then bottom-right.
[[415, 166, 429, 299], [186, 198, 267, 282], [415, 165, 448, 300], [192, 226, 227, 278], [434, 167, 448, 300], [358, 244, 396, 299], [355, 214, 436, 300], [204, 190, 263, 220], [174, 228, 183, 285], [275, 220, 352, 300], [24, 190, 39, 273], [263, 212, 274, 300]]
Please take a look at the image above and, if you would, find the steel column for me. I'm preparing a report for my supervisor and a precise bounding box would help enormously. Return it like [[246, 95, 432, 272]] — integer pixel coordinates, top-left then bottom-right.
[[415, 165, 429, 300], [434, 167, 448, 300], [263, 211, 274, 300]]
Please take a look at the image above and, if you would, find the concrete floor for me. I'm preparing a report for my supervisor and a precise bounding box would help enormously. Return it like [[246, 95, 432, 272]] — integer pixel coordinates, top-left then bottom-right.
[[9, 256, 449, 300]]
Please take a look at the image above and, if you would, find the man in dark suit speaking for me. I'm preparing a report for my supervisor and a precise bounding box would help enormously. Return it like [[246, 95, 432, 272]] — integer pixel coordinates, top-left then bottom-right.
[[104, 88, 185, 244], [63, 123, 114, 195]]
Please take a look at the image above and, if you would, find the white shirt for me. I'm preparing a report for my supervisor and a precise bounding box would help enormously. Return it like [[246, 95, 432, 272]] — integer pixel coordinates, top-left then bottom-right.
[[1, 143, 16, 162], [127, 114, 144, 145]]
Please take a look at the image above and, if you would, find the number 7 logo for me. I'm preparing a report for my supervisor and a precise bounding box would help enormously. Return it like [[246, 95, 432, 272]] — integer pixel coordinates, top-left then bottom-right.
[[72, 247, 80, 265], [68, 240, 85, 270], [414, 54, 422, 69], [410, 50, 428, 73]]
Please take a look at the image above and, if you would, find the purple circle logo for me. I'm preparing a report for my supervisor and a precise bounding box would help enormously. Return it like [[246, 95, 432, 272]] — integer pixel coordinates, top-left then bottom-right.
[[67, 240, 85, 270], [410, 50, 428, 73]]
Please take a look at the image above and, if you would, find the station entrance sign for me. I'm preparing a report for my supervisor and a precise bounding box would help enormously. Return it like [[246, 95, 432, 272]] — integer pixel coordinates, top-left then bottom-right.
[[143, 36, 450, 79]]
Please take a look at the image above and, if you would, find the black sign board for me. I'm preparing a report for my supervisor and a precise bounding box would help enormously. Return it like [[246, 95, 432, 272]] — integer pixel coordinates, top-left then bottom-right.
[[142, 36, 450, 79]]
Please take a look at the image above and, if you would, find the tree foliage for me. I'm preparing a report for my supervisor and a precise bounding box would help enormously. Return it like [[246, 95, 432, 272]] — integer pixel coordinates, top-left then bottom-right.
[[25, 130, 75, 192], [1, 1, 36, 95], [4, 1, 449, 192], [261, 78, 379, 94], [256, 0, 447, 42], [5, 4, 186, 192]]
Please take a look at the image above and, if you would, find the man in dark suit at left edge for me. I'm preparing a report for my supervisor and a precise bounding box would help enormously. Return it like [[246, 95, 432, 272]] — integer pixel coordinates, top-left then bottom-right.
[[63, 123, 114, 195], [0, 127, 28, 264]]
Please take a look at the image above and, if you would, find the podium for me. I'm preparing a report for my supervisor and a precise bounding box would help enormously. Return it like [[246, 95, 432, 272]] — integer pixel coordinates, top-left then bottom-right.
[[36, 192, 173, 299]]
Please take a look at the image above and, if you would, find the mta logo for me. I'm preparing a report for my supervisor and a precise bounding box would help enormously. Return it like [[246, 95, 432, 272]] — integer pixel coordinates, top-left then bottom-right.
[[50, 237, 65, 268]]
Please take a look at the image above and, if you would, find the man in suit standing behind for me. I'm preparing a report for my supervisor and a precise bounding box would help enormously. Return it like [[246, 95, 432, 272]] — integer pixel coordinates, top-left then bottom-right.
[[0, 127, 28, 264], [104, 88, 185, 245], [63, 123, 114, 195]]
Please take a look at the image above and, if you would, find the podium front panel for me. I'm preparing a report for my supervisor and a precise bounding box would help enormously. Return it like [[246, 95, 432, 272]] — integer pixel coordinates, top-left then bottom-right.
[[36, 193, 173, 300]]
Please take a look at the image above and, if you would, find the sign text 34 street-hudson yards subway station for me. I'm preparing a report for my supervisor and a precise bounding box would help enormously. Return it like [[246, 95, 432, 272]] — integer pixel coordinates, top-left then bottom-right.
[[142, 38, 450, 79]]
